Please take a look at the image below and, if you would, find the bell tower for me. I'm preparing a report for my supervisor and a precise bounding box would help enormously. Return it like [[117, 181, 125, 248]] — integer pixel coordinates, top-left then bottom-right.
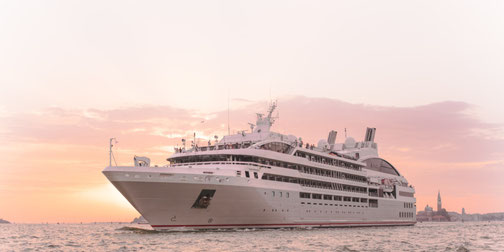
[[437, 190, 442, 212]]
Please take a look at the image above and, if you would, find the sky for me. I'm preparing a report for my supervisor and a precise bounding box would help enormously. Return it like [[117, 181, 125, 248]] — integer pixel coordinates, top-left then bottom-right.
[[0, 0, 503, 223]]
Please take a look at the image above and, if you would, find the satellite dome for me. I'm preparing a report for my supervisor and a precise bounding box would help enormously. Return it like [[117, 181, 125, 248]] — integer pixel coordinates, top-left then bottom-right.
[[317, 139, 329, 149], [344, 137, 356, 149]]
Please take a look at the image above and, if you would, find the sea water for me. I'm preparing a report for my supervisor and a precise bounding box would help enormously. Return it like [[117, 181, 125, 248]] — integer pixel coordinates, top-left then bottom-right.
[[1, 221, 503, 251]]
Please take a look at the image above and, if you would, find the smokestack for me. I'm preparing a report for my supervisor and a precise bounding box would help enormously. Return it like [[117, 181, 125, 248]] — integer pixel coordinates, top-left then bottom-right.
[[365, 127, 376, 142], [327, 130, 337, 150]]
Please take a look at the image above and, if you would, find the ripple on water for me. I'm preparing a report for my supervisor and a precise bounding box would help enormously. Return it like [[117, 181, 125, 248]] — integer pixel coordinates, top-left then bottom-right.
[[116, 226, 159, 234], [1, 222, 504, 251], [456, 245, 470, 252], [341, 245, 358, 252]]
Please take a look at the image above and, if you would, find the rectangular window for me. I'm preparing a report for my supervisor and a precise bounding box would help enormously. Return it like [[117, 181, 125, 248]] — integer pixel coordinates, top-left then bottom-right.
[[334, 196, 342, 201], [245, 171, 250, 178], [324, 195, 332, 200], [399, 191, 414, 197], [253, 172, 258, 179], [343, 197, 351, 202], [369, 199, 378, 208], [300, 192, 311, 199], [286, 192, 290, 198], [312, 194, 322, 199]]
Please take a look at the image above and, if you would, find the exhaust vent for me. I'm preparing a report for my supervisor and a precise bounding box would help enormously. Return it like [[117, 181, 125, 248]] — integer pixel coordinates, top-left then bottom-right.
[[365, 127, 376, 142], [327, 130, 337, 150]]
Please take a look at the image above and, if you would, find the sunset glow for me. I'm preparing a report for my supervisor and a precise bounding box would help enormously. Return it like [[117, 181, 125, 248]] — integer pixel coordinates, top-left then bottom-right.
[[1, 0, 503, 223]]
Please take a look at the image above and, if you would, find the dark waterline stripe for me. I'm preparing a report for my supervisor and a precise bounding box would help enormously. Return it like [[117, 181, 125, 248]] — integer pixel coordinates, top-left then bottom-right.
[[151, 221, 417, 228]]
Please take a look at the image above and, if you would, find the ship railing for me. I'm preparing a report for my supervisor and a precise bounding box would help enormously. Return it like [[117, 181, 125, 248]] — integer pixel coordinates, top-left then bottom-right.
[[175, 143, 254, 153], [170, 161, 271, 169], [299, 170, 367, 184]]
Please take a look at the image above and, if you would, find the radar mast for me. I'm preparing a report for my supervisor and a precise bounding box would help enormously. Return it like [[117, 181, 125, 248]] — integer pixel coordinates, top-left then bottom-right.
[[254, 101, 277, 133]]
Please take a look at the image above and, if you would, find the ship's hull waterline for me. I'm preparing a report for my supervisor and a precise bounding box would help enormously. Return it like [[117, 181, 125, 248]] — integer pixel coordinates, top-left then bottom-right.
[[104, 168, 415, 231]]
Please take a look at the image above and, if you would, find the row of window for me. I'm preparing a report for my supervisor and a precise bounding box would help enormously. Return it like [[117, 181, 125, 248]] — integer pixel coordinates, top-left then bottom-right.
[[299, 192, 368, 203], [294, 151, 362, 171], [298, 166, 367, 184], [171, 154, 367, 184], [268, 191, 290, 198], [299, 192, 380, 208], [404, 202, 414, 208], [262, 173, 368, 194], [239, 155, 366, 183], [191, 142, 253, 152], [305, 209, 365, 215], [301, 202, 369, 208], [243, 171, 259, 179], [258, 142, 293, 154], [400, 212, 414, 218]]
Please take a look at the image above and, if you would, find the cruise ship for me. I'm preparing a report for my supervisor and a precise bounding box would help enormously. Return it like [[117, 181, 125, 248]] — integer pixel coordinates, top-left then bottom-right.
[[103, 102, 417, 231]]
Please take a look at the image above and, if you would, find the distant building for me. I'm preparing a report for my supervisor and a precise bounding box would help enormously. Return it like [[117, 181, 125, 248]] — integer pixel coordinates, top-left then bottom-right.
[[425, 205, 433, 212], [416, 190, 450, 222]]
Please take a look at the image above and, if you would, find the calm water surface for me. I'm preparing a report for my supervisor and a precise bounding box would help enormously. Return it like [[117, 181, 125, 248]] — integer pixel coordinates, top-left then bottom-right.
[[1, 221, 503, 251]]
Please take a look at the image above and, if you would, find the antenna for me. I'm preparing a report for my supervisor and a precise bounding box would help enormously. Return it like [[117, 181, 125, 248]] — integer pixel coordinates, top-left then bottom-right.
[[109, 138, 118, 167], [227, 90, 230, 136]]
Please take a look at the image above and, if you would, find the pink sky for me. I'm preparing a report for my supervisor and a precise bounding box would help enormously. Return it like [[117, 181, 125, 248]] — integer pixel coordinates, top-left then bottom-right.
[[1, 1, 503, 223], [1, 96, 503, 223]]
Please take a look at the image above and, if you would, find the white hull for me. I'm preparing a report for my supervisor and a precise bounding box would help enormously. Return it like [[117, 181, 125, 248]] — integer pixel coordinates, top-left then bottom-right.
[[104, 104, 416, 231], [104, 166, 416, 231]]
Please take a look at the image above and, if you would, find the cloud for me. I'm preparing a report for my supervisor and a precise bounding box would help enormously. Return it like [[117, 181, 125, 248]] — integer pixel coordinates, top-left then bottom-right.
[[1, 96, 503, 222]]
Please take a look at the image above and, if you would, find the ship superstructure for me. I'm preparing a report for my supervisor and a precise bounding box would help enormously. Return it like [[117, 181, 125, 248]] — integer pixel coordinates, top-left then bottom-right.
[[103, 102, 416, 230]]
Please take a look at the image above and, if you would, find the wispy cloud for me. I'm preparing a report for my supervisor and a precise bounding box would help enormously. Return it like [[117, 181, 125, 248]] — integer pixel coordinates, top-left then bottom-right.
[[1, 96, 503, 222]]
